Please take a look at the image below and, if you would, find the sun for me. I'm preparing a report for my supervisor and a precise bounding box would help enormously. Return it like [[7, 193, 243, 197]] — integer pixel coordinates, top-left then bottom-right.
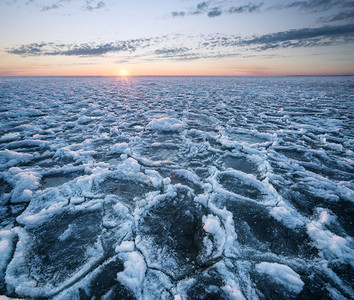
[[120, 69, 127, 76]]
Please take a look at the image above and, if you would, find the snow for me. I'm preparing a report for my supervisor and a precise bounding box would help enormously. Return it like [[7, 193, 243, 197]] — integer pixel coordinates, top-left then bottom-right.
[[222, 279, 246, 300], [117, 251, 147, 295], [202, 214, 226, 258], [0, 76, 353, 299], [0, 149, 33, 168], [307, 219, 354, 265], [147, 117, 185, 132], [0, 230, 15, 282], [7, 168, 40, 203], [255, 262, 304, 294], [115, 241, 135, 252], [109, 142, 132, 155]]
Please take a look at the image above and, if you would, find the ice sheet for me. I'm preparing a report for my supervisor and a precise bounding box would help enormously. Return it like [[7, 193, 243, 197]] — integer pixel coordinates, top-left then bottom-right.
[[0, 76, 353, 299]]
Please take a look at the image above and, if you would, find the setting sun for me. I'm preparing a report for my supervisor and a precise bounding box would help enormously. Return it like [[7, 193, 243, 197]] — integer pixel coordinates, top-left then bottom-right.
[[120, 69, 127, 76]]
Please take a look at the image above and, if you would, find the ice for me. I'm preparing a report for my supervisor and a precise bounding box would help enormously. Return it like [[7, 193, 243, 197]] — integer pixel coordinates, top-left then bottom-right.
[[0, 149, 33, 169], [115, 241, 135, 252], [307, 217, 354, 265], [0, 131, 21, 141], [0, 76, 353, 299], [117, 251, 146, 296], [255, 262, 304, 294], [109, 142, 132, 156], [222, 279, 246, 300], [147, 117, 185, 132], [6, 168, 40, 203], [0, 229, 15, 292], [202, 214, 226, 259]]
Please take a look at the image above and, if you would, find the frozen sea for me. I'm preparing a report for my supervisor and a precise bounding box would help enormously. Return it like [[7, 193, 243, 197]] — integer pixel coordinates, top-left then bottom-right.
[[0, 76, 353, 299]]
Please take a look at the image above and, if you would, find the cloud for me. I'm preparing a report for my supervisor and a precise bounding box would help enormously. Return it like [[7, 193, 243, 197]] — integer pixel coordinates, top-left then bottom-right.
[[277, 0, 354, 12], [319, 10, 354, 22], [84, 0, 105, 11], [23, 0, 75, 11], [40, 4, 61, 11], [228, 3, 263, 14], [154, 48, 200, 61], [207, 7, 222, 17], [239, 23, 354, 49], [7, 25, 354, 61], [155, 47, 190, 56], [171, 1, 263, 18], [7, 39, 151, 56], [193, 1, 209, 15], [198, 24, 354, 50], [23, 0, 105, 12], [172, 1, 210, 17], [285, 0, 333, 11], [171, 11, 185, 17], [196, 1, 209, 11]]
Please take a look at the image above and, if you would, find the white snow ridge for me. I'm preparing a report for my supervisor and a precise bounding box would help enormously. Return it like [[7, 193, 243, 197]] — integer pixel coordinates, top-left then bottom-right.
[[0, 76, 353, 299]]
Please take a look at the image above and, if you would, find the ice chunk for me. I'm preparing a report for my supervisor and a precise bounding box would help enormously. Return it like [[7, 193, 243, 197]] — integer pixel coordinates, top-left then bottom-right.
[[118, 157, 141, 173], [8, 168, 40, 203], [0, 229, 15, 284], [115, 241, 135, 252], [255, 262, 304, 294], [70, 196, 85, 205], [147, 117, 185, 132], [117, 251, 146, 296], [307, 220, 354, 265], [270, 203, 304, 229], [0, 149, 33, 168], [222, 279, 246, 300], [202, 214, 226, 259], [109, 142, 132, 155]]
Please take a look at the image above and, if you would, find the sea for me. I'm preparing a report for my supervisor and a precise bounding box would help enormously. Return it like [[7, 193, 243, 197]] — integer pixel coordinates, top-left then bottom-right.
[[0, 76, 353, 299]]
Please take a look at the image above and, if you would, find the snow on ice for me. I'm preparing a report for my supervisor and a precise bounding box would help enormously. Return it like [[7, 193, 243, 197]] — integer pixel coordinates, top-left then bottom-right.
[[0, 76, 353, 299]]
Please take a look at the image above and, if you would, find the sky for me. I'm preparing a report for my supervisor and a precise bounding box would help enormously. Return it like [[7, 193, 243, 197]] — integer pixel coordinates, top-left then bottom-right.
[[0, 0, 354, 76]]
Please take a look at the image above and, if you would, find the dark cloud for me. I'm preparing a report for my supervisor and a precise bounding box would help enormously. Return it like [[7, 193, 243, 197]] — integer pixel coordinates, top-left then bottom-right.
[[84, 0, 105, 11], [279, 0, 354, 12], [154, 48, 200, 61], [155, 47, 190, 56], [171, 11, 185, 17], [198, 24, 354, 50], [240, 23, 354, 49], [207, 8, 222, 17], [319, 10, 354, 22], [285, 0, 333, 11], [196, 2, 209, 11], [24, 0, 106, 12], [171, 1, 262, 18], [40, 4, 61, 11], [7, 39, 151, 57], [8, 42, 51, 55], [228, 3, 263, 14], [255, 24, 354, 43], [171, 1, 210, 17], [193, 1, 209, 15]]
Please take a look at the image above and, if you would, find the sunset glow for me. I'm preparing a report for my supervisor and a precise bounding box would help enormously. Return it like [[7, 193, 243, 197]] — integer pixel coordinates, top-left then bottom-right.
[[0, 1, 353, 76]]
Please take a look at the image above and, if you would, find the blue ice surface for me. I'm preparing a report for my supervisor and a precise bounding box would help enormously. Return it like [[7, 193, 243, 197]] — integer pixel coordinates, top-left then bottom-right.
[[0, 76, 353, 299]]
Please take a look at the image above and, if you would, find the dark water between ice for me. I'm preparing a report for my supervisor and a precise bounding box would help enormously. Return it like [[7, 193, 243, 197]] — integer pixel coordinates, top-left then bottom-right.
[[0, 76, 353, 299]]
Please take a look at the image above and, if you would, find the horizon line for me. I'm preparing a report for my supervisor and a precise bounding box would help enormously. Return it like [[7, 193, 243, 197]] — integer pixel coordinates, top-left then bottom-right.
[[1, 74, 353, 78]]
